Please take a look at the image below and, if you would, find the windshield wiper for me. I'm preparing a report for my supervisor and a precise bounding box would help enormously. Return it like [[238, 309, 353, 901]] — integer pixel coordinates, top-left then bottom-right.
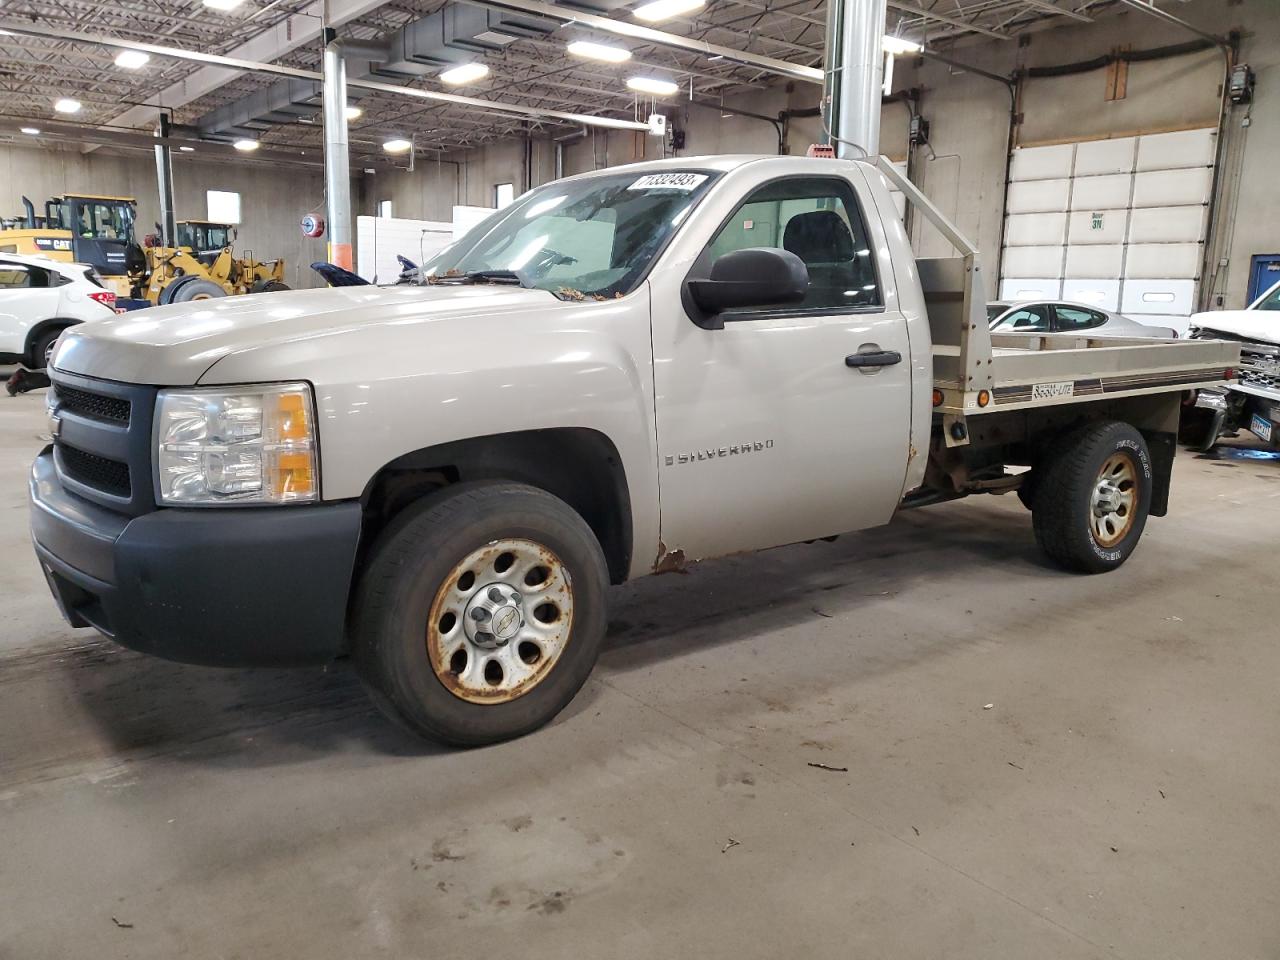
[[466, 269, 526, 285], [428, 269, 527, 287]]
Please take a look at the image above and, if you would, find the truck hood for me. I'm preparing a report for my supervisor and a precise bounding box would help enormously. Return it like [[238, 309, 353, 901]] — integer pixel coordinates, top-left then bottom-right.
[[1189, 309, 1280, 346], [52, 284, 560, 385]]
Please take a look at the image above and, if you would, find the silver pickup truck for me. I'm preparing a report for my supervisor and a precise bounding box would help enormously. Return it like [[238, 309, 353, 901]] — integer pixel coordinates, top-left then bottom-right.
[[30, 155, 1239, 744]]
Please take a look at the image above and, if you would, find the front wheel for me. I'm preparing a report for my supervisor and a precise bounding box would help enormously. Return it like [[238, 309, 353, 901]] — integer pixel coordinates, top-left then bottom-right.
[[352, 482, 608, 745], [1032, 421, 1153, 573]]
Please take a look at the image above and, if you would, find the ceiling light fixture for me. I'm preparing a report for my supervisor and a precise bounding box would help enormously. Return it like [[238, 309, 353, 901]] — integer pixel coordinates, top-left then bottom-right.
[[566, 40, 632, 63], [626, 76, 679, 96], [881, 35, 922, 55], [114, 50, 150, 69], [21, 127, 40, 135], [633, 0, 705, 22], [345, 105, 363, 120], [383, 138, 413, 154], [179, 145, 195, 152], [202, 0, 246, 9], [233, 138, 260, 152], [54, 98, 82, 114], [439, 62, 489, 85]]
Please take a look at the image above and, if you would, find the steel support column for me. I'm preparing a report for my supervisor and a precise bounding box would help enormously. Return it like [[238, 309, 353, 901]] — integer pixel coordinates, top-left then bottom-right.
[[154, 113, 177, 249], [322, 32, 353, 270], [823, 0, 887, 158]]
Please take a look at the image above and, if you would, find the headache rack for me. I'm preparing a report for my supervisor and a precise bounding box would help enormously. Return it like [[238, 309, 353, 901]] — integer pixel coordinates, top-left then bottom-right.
[[875, 158, 1241, 447]]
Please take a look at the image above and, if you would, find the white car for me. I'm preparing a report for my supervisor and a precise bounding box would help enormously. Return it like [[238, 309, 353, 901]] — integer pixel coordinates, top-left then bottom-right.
[[988, 300, 1177, 339], [0, 253, 118, 369]]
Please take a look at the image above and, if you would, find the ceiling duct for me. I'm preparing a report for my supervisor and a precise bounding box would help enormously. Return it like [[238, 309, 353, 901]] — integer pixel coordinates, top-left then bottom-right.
[[196, 5, 558, 136], [370, 5, 556, 80]]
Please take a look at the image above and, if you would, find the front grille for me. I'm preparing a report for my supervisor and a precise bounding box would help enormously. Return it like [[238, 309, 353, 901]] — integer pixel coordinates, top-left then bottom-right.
[[1240, 349, 1280, 392], [55, 385, 131, 425], [59, 445, 131, 498]]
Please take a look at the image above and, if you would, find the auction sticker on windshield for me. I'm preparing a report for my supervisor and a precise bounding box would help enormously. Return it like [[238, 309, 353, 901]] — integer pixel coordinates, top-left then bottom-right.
[[628, 173, 709, 191]]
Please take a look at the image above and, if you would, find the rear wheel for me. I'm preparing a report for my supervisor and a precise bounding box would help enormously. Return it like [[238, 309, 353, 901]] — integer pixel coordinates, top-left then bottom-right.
[[1032, 421, 1152, 573], [251, 279, 290, 293], [170, 278, 226, 302], [352, 482, 608, 746], [32, 327, 65, 369]]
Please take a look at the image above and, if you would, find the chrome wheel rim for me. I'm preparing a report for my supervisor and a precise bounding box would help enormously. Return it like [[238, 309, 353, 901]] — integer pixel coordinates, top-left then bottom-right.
[[427, 539, 573, 703], [1090, 453, 1139, 547]]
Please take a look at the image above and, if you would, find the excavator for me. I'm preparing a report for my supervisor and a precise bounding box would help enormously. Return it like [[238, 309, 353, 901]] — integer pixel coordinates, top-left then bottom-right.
[[0, 196, 289, 306]]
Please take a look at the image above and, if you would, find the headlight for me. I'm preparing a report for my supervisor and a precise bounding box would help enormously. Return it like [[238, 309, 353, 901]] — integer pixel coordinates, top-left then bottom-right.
[[156, 382, 317, 505]]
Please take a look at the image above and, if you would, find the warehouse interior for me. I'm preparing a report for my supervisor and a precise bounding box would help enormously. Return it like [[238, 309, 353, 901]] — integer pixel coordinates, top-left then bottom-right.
[[2, 0, 1279, 956]]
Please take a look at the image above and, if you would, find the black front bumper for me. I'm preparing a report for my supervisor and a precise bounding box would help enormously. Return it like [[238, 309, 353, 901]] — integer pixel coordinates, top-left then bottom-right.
[[30, 447, 363, 667]]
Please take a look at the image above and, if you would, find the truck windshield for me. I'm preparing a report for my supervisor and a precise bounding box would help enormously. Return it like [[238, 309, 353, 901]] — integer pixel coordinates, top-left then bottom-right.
[[1253, 282, 1280, 311], [423, 170, 720, 298]]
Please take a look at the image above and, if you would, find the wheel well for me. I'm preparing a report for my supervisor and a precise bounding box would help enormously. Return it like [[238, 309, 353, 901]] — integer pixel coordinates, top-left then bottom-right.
[[360, 428, 633, 584], [25, 318, 79, 364]]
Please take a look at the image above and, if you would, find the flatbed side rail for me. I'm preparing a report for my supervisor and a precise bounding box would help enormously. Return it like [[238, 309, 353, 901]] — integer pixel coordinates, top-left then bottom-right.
[[874, 157, 994, 406]]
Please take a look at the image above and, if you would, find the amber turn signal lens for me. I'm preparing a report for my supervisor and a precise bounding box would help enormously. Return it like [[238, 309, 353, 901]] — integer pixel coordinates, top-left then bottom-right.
[[277, 392, 310, 441], [932, 389, 944, 407], [977, 389, 990, 408]]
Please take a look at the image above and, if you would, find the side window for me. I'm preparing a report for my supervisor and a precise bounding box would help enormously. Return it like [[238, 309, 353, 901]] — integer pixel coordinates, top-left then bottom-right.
[[1055, 306, 1106, 331], [0, 264, 48, 289], [705, 176, 881, 313], [994, 305, 1051, 332]]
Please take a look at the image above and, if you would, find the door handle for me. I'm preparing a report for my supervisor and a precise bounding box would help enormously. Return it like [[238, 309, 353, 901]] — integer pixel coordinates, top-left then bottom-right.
[[845, 350, 902, 368]]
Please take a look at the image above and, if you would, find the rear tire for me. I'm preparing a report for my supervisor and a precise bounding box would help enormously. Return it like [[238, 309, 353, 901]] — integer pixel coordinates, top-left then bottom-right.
[[1032, 421, 1153, 573], [351, 481, 609, 746], [170, 278, 226, 302], [31, 326, 68, 369]]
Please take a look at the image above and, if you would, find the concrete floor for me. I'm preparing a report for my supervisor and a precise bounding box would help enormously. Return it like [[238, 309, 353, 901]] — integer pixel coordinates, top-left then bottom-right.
[[3, 380, 1279, 960]]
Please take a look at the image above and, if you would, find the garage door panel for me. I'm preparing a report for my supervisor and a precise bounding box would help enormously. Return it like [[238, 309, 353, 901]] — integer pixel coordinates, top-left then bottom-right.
[[1124, 242, 1202, 279], [1000, 278, 1062, 301], [1069, 174, 1131, 210], [1132, 168, 1212, 207], [1005, 212, 1066, 246], [1062, 279, 1121, 311], [1136, 128, 1216, 171], [1073, 137, 1136, 177], [1002, 127, 1214, 320], [1009, 144, 1074, 181], [1006, 179, 1070, 214], [1065, 244, 1123, 279], [1127, 206, 1206, 244], [1067, 209, 1128, 245], [1003, 245, 1064, 278], [1121, 279, 1196, 316]]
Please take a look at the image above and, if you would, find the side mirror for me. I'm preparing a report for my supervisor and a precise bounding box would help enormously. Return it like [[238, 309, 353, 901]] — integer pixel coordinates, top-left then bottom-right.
[[688, 247, 809, 318]]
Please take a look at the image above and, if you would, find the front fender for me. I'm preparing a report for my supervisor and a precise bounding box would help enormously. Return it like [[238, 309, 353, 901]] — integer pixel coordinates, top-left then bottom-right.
[[199, 290, 661, 579]]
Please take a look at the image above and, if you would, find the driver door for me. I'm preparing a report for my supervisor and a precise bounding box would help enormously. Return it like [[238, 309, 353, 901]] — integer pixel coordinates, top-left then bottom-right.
[[650, 169, 913, 561]]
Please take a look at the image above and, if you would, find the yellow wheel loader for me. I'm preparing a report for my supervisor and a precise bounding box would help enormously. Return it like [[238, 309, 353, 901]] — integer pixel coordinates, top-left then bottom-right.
[[0, 194, 145, 299], [144, 242, 289, 305]]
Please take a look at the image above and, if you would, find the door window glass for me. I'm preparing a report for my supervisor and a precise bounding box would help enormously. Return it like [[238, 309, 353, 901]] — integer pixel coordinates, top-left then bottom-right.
[[1055, 305, 1107, 331], [993, 305, 1051, 332], [705, 176, 882, 313]]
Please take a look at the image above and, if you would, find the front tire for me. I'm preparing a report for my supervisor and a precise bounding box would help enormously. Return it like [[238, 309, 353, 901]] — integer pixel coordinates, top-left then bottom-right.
[[1032, 421, 1153, 573], [352, 482, 609, 746]]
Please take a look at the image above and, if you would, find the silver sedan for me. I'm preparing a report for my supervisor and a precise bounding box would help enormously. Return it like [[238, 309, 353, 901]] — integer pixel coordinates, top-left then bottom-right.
[[988, 301, 1178, 339]]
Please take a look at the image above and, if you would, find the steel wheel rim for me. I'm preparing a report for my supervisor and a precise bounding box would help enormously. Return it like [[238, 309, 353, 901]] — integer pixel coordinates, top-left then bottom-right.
[[426, 538, 574, 704], [1090, 452, 1139, 547]]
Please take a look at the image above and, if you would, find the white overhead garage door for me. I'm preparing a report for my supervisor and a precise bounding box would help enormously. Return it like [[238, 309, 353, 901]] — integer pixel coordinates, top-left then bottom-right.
[[1000, 128, 1215, 331]]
